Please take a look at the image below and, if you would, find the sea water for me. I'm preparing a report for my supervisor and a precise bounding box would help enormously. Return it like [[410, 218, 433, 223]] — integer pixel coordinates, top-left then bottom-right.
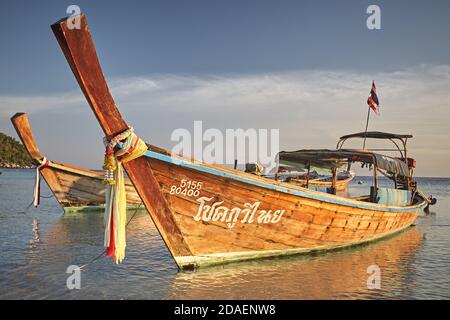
[[0, 169, 449, 299]]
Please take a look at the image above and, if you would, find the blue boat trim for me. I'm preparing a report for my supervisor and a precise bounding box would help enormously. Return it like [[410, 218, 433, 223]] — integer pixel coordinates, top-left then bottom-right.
[[144, 150, 425, 213]]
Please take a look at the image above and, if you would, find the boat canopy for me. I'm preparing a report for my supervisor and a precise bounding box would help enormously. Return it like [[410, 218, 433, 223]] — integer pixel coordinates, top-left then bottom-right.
[[337, 131, 413, 159], [339, 131, 413, 140], [278, 149, 410, 177]]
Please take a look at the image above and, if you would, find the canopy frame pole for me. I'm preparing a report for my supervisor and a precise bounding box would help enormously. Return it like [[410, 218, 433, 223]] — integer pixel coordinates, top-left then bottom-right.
[[403, 138, 408, 163], [275, 152, 280, 181], [306, 160, 311, 188], [372, 164, 378, 202], [394, 173, 398, 189], [331, 167, 337, 195]]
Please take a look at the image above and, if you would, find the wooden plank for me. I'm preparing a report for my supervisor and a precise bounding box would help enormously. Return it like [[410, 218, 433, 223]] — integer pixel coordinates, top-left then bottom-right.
[[51, 14, 192, 261], [11, 113, 43, 160], [11, 112, 67, 206], [11, 112, 142, 209]]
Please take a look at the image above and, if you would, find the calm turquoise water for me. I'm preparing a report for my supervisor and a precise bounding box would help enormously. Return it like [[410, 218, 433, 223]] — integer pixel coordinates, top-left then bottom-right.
[[0, 169, 449, 299]]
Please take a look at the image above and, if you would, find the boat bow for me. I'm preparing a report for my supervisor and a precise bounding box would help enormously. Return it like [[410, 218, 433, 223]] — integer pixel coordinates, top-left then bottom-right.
[[51, 14, 192, 264]]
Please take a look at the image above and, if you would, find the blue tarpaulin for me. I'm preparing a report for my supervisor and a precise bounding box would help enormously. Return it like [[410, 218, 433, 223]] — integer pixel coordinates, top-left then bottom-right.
[[375, 188, 411, 206]]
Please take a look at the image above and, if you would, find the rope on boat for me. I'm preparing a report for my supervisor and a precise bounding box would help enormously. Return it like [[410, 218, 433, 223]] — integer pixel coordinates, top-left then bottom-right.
[[78, 201, 143, 270], [102, 127, 148, 264], [17, 200, 35, 214], [39, 194, 55, 199], [18, 193, 57, 214]]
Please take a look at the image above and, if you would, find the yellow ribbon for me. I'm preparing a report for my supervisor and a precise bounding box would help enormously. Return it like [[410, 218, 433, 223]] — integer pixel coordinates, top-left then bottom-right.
[[104, 128, 147, 264]]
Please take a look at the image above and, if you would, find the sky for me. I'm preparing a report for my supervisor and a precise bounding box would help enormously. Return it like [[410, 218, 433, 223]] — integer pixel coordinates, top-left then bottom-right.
[[1, 0, 450, 176]]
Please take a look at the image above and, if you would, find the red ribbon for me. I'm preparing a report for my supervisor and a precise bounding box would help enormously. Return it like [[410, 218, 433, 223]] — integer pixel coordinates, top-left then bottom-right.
[[105, 206, 116, 261]]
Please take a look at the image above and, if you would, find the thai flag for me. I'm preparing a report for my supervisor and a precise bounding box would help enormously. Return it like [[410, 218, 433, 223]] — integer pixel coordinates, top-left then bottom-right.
[[367, 81, 380, 115]]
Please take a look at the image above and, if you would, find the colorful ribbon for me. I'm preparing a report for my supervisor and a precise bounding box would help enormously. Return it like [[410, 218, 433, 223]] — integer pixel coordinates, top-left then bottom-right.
[[33, 157, 49, 208], [102, 127, 148, 264]]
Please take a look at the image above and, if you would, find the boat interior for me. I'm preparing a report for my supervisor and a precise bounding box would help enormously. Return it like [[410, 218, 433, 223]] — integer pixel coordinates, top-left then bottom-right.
[[260, 132, 420, 207]]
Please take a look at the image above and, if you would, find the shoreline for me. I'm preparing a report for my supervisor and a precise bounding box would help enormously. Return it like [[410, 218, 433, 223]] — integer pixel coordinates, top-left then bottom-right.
[[0, 165, 34, 169]]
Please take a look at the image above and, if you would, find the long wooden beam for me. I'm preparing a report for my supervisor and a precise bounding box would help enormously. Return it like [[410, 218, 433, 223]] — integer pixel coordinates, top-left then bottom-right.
[[11, 113, 44, 161], [11, 112, 66, 203], [51, 14, 192, 262]]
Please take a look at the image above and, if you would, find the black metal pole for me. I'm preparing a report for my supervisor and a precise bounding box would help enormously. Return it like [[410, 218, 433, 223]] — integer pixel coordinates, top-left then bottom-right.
[[363, 106, 371, 149], [306, 161, 311, 188]]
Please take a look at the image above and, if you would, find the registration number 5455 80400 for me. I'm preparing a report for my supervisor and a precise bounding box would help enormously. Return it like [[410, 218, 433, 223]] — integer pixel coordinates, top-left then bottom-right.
[[169, 179, 203, 197]]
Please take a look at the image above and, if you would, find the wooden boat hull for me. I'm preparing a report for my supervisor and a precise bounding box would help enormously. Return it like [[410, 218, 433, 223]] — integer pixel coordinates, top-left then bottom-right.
[[50, 14, 427, 269], [39, 161, 141, 212], [11, 113, 142, 212], [166, 226, 424, 299], [145, 151, 424, 268]]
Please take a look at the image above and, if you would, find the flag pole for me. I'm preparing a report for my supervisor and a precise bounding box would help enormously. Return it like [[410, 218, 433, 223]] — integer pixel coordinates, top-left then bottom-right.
[[363, 105, 371, 149]]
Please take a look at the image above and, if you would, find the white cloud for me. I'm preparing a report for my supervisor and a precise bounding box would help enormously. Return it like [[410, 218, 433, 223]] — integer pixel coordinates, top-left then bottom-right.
[[1, 65, 450, 176]]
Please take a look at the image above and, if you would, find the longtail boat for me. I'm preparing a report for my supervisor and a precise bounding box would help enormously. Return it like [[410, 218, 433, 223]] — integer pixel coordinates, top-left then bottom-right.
[[273, 163, 354, 192], [11, 112, 142, 212], [11, 113, 351, 213], [51, 14, 432, 269], [266, 170, 355, 192], [288, 174, 354, 192]]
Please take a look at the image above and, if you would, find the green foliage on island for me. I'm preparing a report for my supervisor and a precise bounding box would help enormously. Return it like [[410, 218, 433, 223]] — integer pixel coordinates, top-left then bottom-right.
[[0, 132, 33, 168]]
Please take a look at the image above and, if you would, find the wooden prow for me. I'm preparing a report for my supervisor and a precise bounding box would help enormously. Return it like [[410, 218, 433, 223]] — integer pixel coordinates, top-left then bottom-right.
[[11, 112, 44, 161], [51, 14, 192, 263], [10, 112, 65, 203]]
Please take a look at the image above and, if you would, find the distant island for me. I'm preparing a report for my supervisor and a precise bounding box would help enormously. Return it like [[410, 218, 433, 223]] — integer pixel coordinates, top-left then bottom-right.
[[0, 132, 33, 168]]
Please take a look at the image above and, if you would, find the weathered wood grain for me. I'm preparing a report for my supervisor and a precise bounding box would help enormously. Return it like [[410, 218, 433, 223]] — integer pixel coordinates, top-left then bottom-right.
[[11, 112, 141, 211], [51, 14, 192, 260], [148, 157, 419, 264]]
